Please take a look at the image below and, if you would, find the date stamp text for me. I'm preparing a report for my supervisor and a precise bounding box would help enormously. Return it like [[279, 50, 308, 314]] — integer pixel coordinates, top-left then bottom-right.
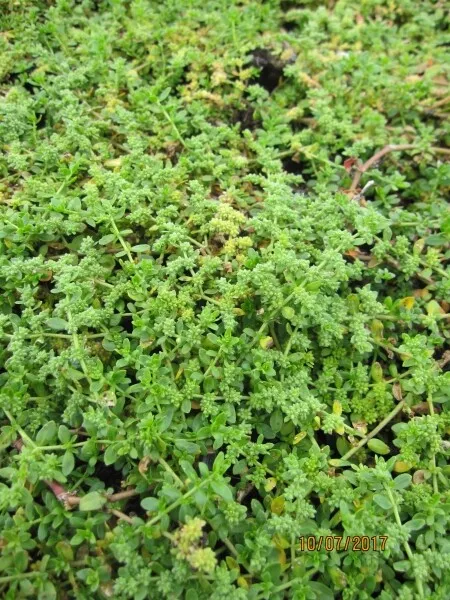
[[299, 536, 388, 552]]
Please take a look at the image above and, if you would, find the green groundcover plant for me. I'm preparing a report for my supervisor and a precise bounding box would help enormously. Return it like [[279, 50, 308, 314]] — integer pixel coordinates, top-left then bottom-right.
[[1, 0, 450, 598]]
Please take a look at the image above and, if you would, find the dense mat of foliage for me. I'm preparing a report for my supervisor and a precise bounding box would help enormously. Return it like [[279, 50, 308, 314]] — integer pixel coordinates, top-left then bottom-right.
[[1, 0, 450, 598]]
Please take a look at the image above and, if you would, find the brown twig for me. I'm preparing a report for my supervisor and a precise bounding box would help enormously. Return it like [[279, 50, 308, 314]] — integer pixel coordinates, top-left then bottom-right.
[[52, 487, 140, 508], [109, 508, 135, 524], [13, 439, 24, 451], [428, 95, 450, 108], [386, 257, 434, 286], [12, 438, 139, 508], [108, 489, 141, 503], [438, 351, 450, 369], [344, 252, 434, 286], [350, 144, 450, 195], [432, 146, 450, 155], [350, 144, 416, 193], [237, 483, 254, 503]]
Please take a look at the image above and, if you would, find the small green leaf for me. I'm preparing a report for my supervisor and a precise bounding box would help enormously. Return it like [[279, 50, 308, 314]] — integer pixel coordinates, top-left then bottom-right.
[[309, 581, 334, 600], [281, 306, 295, 320], [158, 87, 171, 102], [394, 473, 412, 490], [225, 556, 239, 570], [193, 489, 208, 510], [0, 467, 15, 479], [56, 541, 74, 561], [328, 567, 347, 589], [270, 410, 284, 433], [98, 234, 116, 245], [58, 425, 71, 444], [181, 398, 191, 413], [141, 497, 159, 511], [179, 460, 197, 480], [373, 493, 392, 510], [0, 426, 16, 451], [185, 589, 199, 600], [159, 406, 175, 432], [336, 437, 350, 457], [425, 234, 446, 246], [368, 438, 390, 455], [46, 318, 69, 331], [328, 458, 351, 467], [404, 518, 425, 531], [425, 529, 435, 545], [62, 451, 75, 476], [36, 421, 57, 445], [175, 439, 200, 454], [370, 362, 383, 382], [211, 480, 233, 502], [79, 491, 107, 512], [103, 444, 119, 466], [131, 244, 150, 253], [393, 560, 410, 572]]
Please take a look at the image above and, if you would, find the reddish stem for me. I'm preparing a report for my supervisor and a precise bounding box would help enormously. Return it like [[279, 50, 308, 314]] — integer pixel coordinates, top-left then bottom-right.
[[12, 438, 138, 508], [350, 144, 416, 192]]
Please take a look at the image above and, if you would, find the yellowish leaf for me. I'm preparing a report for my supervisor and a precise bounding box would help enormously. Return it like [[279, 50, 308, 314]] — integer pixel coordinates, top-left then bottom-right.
[[399, 296, 415, 310], [333, 400, 342, 416], [427, 300, 444, 316], [270, 496, 285, 515], [293, 431, 307, 445], [394, 461, 412, 473], [277, 548, 287, 565], [259, 336, 273, 350], [264, 477, 277, 492], [370, 319, 384, 340], [272, 534, 290, 549], [226, 556, 239, 570]]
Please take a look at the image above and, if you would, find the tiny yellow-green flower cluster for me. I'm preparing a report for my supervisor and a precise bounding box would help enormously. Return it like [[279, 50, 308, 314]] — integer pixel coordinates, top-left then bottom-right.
[[173, 518, 217, 574], [209, 204, 246, 238]]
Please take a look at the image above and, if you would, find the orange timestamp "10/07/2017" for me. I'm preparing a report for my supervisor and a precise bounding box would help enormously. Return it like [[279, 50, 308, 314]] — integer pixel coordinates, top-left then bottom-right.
[[299, 536, 388, 552]]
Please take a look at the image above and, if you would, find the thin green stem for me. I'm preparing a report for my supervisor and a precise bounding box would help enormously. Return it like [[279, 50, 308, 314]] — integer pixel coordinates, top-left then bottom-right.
[[109, 216, 134, 264], [203, 347, 222, 379], [264, 568, 318, 597], [427, 394, 439, 495], [187, 236, 207, 250], [341, 401, 405, 462], [158, 456, 184, 488], [283, 324, 299, 357], [2, 332, 107, 340], [67, 312, 91, 382], [199, 294, 223, 307], [37, 440, 111, 451], [147, 477, 211, 527], [0, 572, 42, 584], [269, 322, 282, 351], [222, 537, 251, 571], [385, 486, 424, 599], [92, 279, 115, 288], [158, 103, 186, 148], [290, 533, 296, 568], [4, 411, 37, 448]]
